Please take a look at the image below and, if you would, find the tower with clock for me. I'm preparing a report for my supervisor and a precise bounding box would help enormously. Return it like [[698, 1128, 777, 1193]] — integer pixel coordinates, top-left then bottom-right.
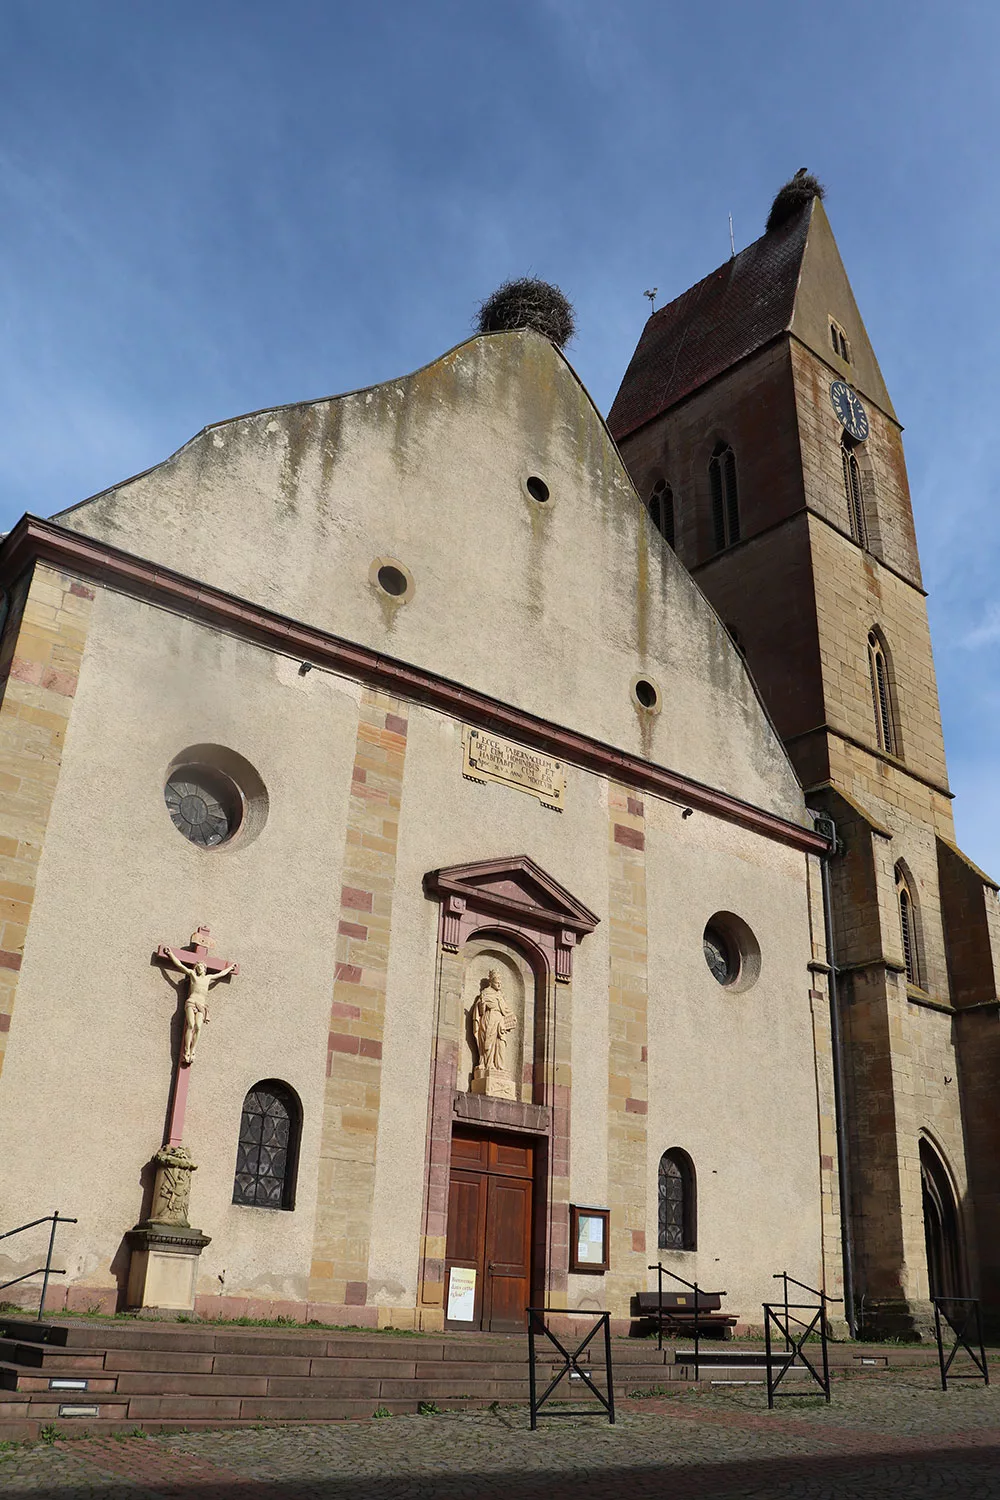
[[610, 174, 1000, 1337]]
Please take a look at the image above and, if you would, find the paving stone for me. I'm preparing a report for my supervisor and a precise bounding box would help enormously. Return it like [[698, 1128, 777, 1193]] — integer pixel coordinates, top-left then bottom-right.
[[2, 1376, 1000, 1496]]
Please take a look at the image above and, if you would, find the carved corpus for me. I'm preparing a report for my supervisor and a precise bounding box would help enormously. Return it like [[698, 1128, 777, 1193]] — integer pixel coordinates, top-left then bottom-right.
[[424, 855, 599, 982]]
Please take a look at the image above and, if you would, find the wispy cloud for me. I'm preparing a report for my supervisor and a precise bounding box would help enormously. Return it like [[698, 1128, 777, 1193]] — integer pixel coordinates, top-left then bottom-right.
[[961, 607, 1000, 650]]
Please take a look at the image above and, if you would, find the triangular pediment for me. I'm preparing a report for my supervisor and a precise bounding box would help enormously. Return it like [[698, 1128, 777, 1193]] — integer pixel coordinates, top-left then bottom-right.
[[425, 856, 599, 935]]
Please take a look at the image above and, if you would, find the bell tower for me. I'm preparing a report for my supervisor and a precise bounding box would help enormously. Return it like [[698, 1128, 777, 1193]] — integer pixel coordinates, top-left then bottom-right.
[[609, 175, 1000, 1335]]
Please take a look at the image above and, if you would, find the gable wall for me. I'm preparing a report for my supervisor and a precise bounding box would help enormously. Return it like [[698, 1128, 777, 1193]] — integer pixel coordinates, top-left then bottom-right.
[[56, 332, 806, 828]]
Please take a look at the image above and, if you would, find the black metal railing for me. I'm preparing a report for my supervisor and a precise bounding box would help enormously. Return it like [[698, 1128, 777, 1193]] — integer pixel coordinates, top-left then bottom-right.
[[933, 1297, 989, 1390], [647, 1263, 726, 1381], [0, 1212, 77, 1319], [763, 1273, 838, 1408], [772, 1272, 840, 1348], [526, 1308, 615, 1428]]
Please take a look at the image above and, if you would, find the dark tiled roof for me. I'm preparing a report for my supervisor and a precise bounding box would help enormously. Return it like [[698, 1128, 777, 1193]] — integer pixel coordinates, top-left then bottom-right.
[[608, 207, 811, 440]]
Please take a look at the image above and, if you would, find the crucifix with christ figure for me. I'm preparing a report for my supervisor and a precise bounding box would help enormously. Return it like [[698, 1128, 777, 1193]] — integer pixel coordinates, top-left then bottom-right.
[[155, 926, 239, 1146]]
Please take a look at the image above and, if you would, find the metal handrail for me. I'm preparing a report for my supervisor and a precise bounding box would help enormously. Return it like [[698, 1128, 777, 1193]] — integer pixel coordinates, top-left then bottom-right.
[[772, 1271, 841, 1351], [0, 1212, 77, 1319], [647, 1262, 728, 1379]]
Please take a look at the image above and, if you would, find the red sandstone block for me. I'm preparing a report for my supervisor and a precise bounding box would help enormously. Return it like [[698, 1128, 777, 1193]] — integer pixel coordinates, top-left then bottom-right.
[[625, 1097, 648, 1114], [335, 962, 363, 984], [68, 581, 95, 599], [614, 823, 645, 850], [351, 766, 367, 783], [359, 1037, 383, 1059], [338, 919, 368, 940], [0, 1013, 10, 1032], [341, 885, 373, 912], [0, 947, 23, 969], [344, 1281, 367, 1305], [328, 1032, 360, 1055], [384, 712, 408, 736], [41, 667, 77, 696], [627, 797, 644, 817], [330, 1000, 361, 1020], [632, 1230, 647, 1253], [9, 656, 42, 685]]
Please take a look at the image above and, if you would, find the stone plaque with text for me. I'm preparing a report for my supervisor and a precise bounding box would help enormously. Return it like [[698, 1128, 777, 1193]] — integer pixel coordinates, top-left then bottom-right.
[[463, 728, 564, 811]]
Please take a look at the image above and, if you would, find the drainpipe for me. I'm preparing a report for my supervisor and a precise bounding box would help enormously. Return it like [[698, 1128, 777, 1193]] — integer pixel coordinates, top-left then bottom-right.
[[812, 811, 857, 1338]]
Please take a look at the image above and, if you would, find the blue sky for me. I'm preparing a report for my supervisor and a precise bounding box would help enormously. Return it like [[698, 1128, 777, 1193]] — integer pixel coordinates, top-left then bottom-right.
[[0, 1, 997, 873]]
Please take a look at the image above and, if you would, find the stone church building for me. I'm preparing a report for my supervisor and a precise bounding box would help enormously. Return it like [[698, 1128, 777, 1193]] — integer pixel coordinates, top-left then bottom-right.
[[0, 176, 995, 1337]]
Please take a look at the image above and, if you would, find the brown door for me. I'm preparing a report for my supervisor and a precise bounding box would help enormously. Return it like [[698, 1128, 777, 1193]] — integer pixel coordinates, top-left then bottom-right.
[[445, 1129, 534, 1331]]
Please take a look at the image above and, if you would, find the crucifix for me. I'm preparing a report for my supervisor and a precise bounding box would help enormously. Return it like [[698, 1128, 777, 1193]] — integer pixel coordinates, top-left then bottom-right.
[[155, 926, 239, 1147]]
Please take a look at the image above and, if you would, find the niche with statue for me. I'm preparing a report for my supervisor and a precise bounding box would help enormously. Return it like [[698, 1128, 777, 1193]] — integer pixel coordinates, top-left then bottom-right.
[[461, 940, 539, 1104]]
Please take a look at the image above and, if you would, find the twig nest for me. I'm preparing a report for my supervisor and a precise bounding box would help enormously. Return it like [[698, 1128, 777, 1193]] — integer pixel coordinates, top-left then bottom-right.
[[476, 277, 576, 348], [766, 170, 826, 233]]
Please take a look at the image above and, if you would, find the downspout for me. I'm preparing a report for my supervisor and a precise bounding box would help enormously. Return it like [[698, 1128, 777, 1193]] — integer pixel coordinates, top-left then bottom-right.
[[812, 811, 857, 1337]]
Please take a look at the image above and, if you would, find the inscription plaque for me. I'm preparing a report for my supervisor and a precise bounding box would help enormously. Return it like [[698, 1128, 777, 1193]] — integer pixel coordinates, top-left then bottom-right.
[[463, 728, 565, 810]]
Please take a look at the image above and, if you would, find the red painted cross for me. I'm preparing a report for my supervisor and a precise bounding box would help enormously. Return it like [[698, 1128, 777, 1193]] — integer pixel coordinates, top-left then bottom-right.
[[155, 927, 240, 1145], [155, 925, 240, 978]]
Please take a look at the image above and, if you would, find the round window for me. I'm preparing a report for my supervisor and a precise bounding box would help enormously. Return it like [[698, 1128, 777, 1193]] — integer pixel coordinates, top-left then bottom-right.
[[702, 912, 762, 993], [703, 925, 737, 985], [165, 767, 243, 848]]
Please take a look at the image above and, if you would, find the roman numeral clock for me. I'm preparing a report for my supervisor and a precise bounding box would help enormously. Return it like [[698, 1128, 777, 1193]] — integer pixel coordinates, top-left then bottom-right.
[[831, 380, 869, 441]]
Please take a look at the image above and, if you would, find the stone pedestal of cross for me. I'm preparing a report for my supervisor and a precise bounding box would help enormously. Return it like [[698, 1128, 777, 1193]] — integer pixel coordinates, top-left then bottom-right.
[[155, 926, 239, 1146]]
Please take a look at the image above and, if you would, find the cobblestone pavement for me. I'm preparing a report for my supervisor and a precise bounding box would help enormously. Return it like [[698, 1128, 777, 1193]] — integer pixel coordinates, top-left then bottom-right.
[[4, 1374, 1000, 1497]]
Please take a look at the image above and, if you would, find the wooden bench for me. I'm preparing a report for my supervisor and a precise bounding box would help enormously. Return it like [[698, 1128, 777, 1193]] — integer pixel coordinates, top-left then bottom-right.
[[631, 1290, 738, 1339]]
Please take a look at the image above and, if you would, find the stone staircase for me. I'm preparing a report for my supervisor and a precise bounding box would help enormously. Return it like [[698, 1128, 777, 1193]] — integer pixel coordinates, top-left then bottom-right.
[[0, 1316, 942, 1440]]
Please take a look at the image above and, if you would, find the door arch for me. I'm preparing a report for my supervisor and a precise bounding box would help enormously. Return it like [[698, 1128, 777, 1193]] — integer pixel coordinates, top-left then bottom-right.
[[920, 1138, 963, 1300]]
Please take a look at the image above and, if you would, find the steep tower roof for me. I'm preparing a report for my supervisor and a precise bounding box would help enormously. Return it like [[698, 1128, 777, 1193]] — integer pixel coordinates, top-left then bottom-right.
[[608, 197, 895, 441]]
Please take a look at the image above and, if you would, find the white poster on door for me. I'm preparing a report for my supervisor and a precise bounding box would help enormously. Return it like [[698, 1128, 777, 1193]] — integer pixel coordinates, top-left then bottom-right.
[[447, 1266, 477, 1321]]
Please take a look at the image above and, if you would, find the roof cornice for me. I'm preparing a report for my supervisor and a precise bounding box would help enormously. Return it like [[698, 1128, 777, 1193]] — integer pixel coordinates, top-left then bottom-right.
[[1, 514, 830, 858]]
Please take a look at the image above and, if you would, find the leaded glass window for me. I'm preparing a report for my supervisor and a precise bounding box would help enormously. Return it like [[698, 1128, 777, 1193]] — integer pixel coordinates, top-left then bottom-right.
[[658, 1149, 695, 1250], [165, 766, 243, 848], [233, 1082, 300, 1209]]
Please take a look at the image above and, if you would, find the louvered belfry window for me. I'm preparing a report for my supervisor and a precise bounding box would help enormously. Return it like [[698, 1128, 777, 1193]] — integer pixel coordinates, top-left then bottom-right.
[[896, 866, 920, 987], [709, 444, 740, 552], [867, 630, 895, 755], [842, 441, 868, 547], [233, 1082, 300, 1209], [649, 479, 676, 548], [658, 1149, 696, 1250]]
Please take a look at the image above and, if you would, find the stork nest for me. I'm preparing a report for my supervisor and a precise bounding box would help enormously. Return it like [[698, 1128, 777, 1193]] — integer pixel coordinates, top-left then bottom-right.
[[475, 277, 576, 348], [766, 171, 826, 232]]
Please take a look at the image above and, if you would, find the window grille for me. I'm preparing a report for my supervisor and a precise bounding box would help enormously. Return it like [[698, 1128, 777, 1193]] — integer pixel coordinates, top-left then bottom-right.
[[657, 1149, 696, 1250], [896, 866, 920, 986], [709, 445, 740, 552], [648, 479, 675, 548], [233, 1081, 300, 1209], [842, 441, 868, 547], [867, 630, 895, 755]]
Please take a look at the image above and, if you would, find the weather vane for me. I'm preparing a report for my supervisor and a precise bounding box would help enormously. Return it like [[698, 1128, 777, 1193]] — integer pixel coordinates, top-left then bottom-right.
[[644, 287, 657, 313]]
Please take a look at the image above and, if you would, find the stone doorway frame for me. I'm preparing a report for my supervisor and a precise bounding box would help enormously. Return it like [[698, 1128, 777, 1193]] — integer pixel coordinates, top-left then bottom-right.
[[418, 857, 599, 1328]]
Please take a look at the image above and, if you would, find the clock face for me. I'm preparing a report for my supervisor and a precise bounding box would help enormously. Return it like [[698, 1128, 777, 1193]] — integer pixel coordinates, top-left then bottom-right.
[[831, 381, 869, 442]]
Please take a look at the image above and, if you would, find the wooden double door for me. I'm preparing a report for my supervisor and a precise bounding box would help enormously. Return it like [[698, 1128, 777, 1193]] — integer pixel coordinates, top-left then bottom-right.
[[445, 1128, 536, 1331]]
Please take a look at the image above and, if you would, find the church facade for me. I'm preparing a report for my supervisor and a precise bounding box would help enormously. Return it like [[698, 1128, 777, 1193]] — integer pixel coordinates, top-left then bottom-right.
[[0, 178, 991, 1337]]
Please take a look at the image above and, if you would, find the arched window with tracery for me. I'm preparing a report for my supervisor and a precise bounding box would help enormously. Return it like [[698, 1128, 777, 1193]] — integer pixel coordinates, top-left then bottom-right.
[[709, 444, 740, 552], [233, 1080, 301, 1209], [842, 437, 868, 548], [867, 629, 896, 755], [648, 479, 675, 548], [658, 1148, 696, 1250], [895, 864, 921, 988]]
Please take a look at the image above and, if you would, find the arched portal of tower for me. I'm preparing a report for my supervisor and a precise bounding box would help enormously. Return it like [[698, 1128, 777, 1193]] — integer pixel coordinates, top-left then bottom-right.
[[920, 1139, 964, 1301]]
